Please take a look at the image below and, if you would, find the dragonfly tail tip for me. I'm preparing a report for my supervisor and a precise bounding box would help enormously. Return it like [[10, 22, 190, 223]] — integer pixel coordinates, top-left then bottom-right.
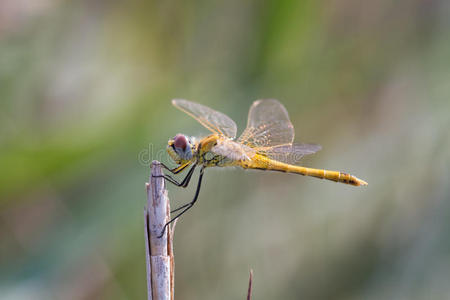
[[358, 179, 368, 186]]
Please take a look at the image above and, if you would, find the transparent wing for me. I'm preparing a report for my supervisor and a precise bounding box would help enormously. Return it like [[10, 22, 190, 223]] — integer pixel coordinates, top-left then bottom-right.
[[172, 99, 237, 139], [212, 139, 256, 162], [238, 99, 320, 164], [256, 143, 321, 164], [237, 99, 294, 147]]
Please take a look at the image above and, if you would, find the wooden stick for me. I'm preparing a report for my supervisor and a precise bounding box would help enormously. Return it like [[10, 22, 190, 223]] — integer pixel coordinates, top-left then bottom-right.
[[145, 161, 175, 300]]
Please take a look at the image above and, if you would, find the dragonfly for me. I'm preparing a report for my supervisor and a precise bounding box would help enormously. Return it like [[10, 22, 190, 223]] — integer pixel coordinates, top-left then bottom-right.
[[155, 99, 367, 236]]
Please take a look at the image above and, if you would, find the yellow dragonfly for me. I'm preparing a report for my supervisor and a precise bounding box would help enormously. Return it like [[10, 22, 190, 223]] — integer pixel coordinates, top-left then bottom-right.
[[155, 99, 367, 235]]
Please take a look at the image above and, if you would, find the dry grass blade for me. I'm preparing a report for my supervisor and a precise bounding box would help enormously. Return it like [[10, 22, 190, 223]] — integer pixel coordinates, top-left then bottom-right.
[[247, 269, 253, 300]]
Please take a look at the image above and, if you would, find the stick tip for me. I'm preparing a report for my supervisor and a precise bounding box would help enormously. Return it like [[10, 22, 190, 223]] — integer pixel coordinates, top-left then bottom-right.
[[150, 161, 164, 178], [151, 160, 162, 167]]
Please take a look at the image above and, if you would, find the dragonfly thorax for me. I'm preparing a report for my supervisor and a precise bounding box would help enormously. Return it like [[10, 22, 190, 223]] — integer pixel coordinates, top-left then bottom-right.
[[167, 134, 196, 164]]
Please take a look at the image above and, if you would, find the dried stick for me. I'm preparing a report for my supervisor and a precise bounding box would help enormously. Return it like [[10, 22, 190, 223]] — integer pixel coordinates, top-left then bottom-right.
[[145, 161, 175, 300]]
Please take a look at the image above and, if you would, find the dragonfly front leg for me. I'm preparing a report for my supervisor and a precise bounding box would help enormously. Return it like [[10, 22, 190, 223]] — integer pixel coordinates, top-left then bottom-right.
[[158, 167, 205, 238], [153, 163, 196, 187], [160, 161, 191, 174]]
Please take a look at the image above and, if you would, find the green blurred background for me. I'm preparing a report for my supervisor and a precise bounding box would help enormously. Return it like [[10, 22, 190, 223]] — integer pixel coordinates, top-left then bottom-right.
[[1, 1, 449, 299]]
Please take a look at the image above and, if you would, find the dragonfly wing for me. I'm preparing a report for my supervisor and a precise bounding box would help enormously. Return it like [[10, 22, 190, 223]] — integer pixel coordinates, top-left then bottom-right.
[[256, 143, 321, 164], [238, 99, 294, 147], [212, 139, 255, 162], [172, 99, 237, 139], [238, 100, 321, 164]]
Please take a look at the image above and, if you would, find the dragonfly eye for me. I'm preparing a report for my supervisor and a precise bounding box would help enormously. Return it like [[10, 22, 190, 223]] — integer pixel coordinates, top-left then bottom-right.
[[173, 134, 187, 150]]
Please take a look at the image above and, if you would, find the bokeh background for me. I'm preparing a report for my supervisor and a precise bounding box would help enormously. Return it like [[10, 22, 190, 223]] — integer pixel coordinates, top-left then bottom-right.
[[1, 1, 450, 299]]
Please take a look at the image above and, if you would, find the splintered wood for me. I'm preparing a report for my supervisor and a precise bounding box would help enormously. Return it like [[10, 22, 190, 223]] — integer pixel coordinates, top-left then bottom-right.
[[145, 161, 175, 300]]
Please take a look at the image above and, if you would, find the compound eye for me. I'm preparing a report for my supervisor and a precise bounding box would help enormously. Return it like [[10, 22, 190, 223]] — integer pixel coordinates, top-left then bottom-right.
[[173, 134, 187, 150]]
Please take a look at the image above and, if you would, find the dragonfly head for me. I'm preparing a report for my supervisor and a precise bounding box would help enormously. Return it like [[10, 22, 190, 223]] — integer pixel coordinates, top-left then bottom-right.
[[167, 134, 195, 164]]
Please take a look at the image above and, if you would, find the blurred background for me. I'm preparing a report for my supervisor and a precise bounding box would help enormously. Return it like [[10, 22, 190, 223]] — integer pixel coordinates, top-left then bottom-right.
[[1, 0, 449, 299]]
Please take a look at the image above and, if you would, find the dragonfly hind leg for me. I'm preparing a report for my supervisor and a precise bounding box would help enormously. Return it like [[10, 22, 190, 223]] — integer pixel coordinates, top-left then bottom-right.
[[158, 167, 205, 238]]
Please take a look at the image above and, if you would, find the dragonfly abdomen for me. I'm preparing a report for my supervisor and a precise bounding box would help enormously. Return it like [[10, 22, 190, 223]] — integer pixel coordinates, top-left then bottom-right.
[[242, 154, 367, 186]]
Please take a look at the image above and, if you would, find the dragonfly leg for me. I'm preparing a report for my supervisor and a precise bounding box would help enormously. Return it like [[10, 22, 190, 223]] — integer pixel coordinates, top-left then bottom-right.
[[170, 202, 191, 213], [160, 161, 190, 174], [158, 167, 205, 238], [153, 164, 196, 187]]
